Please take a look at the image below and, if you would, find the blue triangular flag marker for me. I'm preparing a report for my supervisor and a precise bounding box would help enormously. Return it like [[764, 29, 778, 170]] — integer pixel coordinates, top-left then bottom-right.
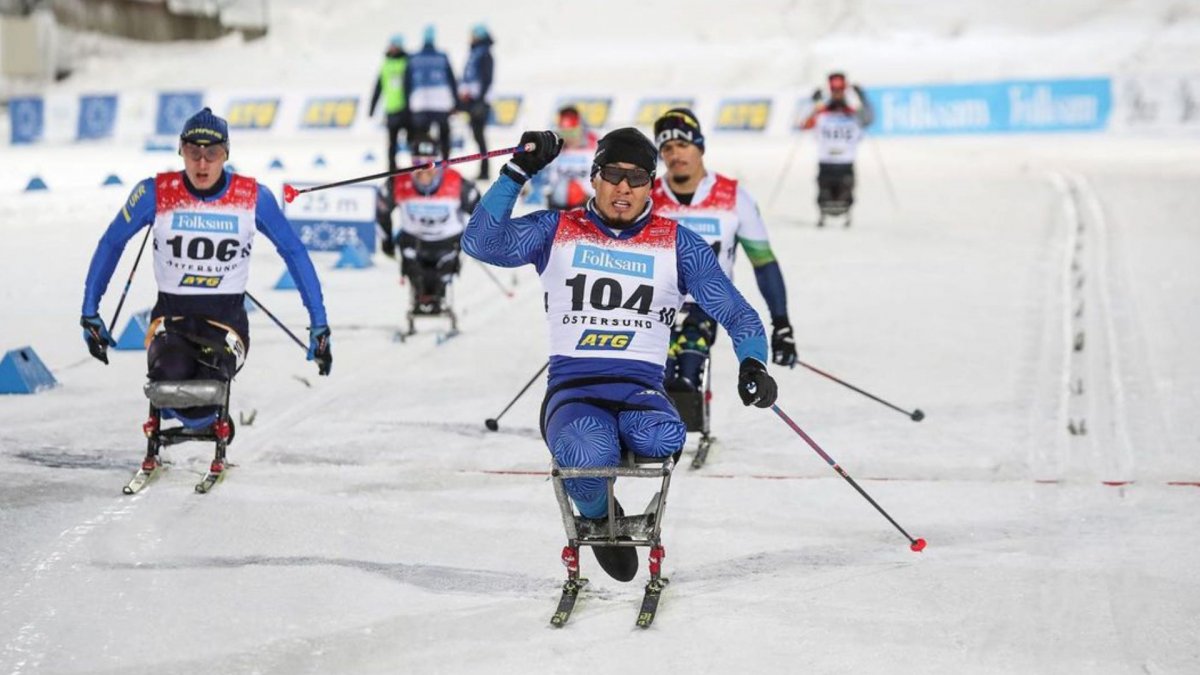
[[244, 296, 257, 312], [313, 155, 327, 167], [24, 176, 48, 192], [275, 268, 298, 290], [115, 309, 153, 350], [334, 242, 373, 269], [102, 174, 123, 186], [364, 151, 376, 163], [0, 346, 58, 394], [268, 157, 285, 170]]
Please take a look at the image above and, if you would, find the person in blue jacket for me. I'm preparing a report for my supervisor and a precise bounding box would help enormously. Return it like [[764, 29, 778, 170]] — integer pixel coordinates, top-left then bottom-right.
[[404, 25, 459, 161], [457, 23, 494, 179], [80, 108, 331, 452], [462, 128, 778, 582]]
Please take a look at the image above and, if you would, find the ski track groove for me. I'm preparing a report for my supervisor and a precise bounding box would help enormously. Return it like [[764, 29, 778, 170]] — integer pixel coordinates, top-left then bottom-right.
[[1, 496, 145, 674]]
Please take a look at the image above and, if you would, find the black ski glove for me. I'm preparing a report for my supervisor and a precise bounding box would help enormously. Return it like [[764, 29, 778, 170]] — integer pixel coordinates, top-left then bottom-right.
[[738, 358, 778, 408], [81, 314, 115, 365], [307, 325, 332, 376], [811, 88, 823, 102], [771, 319, 797, 367], [507, 130, 562, 178]]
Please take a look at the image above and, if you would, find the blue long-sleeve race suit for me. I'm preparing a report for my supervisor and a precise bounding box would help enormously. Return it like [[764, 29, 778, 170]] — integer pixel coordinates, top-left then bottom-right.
[[463, 173, 767, 516]]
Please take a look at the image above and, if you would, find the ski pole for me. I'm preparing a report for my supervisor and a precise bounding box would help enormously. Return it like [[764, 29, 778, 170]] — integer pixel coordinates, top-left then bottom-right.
[[283, 143, 535, 203], [108, 226, 153, 333], [771, 404, 926, 552], [244, 291, 306, 351], [485, 361, 549, 431], [473, 258, 514, 298], [766, 132, 804, 213], [867, 136, 899, 208], [796, 359, 924, 422]]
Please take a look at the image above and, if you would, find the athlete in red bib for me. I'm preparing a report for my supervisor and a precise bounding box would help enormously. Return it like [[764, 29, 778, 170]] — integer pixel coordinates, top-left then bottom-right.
[[376, 135, 480, 320], [802, 72, 875, 227], [81, 108, 330, 478], [463, 127, 779, 582]]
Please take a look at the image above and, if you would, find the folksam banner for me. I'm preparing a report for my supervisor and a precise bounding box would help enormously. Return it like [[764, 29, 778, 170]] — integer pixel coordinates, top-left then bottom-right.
[[868, 78, 1112, 136]]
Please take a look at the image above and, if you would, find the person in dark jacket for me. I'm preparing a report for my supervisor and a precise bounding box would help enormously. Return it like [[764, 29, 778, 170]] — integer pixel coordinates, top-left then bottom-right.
[[368, 34, 411, 172], [404, 25, 459, 161], [458, 23, 494, 179]]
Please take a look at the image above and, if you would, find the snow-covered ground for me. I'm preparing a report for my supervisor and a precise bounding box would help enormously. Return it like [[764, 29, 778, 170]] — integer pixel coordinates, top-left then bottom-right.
[[2, 2, 1199, 674]]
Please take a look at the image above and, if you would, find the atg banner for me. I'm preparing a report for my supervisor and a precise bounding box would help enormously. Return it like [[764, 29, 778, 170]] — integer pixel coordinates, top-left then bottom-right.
[[868, 78, 1112, 136]]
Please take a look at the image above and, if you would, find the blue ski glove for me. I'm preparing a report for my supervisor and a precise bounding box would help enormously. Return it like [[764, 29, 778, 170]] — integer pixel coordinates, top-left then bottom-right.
[[738, 358, 778, 408], [81, 314, 116, 365], [307, 325, 332, 376]]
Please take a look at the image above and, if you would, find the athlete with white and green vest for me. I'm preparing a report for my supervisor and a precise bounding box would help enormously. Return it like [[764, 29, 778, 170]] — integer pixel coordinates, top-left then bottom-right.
[[651, 108, 797, 391]]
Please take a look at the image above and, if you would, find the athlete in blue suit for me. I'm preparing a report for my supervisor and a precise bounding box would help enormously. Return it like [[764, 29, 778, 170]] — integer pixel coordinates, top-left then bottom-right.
[[463, 128, 779, 580], [80, 108, 330, 468]]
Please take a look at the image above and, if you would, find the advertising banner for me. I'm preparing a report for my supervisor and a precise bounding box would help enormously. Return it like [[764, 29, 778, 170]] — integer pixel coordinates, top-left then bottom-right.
[[868, 78, 1111, 136], [282, 183, 377, 252]]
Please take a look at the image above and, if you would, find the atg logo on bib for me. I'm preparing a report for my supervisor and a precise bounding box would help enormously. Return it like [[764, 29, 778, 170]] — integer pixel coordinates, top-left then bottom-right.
[[171, 212, 238, 234], [577, 330, 634, 350], [572, 244, 654, 279], [179, 274, 223, 288], [675, 216, 721, 236]]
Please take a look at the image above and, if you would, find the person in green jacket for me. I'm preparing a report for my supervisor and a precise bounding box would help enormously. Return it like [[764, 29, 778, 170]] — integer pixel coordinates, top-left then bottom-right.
[[368, 34, 411, 172]]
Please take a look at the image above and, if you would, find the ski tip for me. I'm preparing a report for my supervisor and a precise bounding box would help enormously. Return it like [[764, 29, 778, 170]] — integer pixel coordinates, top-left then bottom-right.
[[910, 538, 927, 552]]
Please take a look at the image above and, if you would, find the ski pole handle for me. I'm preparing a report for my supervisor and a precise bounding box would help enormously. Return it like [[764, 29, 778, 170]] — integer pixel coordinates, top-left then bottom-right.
[[283, 143, 535, 203]]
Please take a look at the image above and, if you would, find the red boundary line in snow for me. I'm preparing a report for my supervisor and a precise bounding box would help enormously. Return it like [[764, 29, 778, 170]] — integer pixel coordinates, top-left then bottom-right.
[[467, 470, 1200, 487]]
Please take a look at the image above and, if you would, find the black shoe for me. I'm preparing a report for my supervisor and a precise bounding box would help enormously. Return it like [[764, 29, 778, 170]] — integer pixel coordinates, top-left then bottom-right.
[[587, 500, 638, 582], [667, 377, 697, 393]]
